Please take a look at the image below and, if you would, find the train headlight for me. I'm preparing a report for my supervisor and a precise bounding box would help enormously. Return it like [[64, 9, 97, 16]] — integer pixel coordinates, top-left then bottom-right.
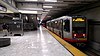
[[83, 34, 85, 36], [83, 34, 86, 38], [74, 34, 76, 36]]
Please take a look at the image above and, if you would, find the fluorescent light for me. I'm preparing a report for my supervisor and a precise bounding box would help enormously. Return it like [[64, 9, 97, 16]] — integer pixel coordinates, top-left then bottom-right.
[[18, 10, 37, 14], [25, 0, 38, 1], [44, 10, 50, 12], [43, 6, 53, 8], [45, 0, 57, 2], [20, 8, 43, 11]]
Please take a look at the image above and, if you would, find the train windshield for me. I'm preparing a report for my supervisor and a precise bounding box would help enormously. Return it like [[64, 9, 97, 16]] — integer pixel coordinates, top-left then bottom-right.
[[63, 20, 70, 32], [72, 21, 86, 27], [72, 18, 86, 33], [73, 27, 86, 33]]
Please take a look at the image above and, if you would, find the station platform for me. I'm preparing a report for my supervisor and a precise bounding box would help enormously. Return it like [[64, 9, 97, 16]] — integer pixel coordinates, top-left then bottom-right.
[[0, 26, 72, 56], [0, 26, 86, 56]]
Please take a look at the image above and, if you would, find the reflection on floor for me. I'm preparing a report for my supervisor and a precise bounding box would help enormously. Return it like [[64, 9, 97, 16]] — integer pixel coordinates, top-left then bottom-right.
[[0, 26, 72, 56]]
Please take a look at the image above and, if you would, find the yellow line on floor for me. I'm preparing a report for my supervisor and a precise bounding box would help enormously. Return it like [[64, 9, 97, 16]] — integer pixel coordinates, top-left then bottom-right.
[[47, 29, 87, 56]]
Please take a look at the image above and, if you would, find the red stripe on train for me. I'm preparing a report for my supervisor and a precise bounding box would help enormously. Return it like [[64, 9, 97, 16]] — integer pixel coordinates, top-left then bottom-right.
[[63, 38, 87, 43]]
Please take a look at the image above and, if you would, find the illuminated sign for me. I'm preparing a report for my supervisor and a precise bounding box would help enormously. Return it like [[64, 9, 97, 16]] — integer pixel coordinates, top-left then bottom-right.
[[73, 18, 85, 21]]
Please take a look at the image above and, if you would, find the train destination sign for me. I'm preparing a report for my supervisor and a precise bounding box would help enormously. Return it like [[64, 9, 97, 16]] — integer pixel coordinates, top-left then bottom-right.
[[73, 18, 85, 21]]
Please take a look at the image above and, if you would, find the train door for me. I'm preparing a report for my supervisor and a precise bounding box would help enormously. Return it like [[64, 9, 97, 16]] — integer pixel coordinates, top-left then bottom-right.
[[51, 21, 54, 32], [55, 20, 59, 35], [48, 22, 51, 30], [63, 18, 72, 39], [56, 20, 62, 37]]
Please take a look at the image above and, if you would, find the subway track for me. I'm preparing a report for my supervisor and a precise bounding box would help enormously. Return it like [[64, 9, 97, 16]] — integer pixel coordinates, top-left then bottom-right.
[[83, 48, 99, 56], [77, 46, 100, 56]]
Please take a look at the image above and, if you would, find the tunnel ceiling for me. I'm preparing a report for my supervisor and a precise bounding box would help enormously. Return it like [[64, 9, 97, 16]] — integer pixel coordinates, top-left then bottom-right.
[[15, 0, 100, 22]]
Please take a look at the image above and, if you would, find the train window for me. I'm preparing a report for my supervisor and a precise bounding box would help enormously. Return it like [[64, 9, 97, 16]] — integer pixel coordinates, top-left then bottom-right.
[[73, 27, 86, 33], [57, 21, 61, 29], [49, 23, 51, 27], [64, 20, 70, 32]]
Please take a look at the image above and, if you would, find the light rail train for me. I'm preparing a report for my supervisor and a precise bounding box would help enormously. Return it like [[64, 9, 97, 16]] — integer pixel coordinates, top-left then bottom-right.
[[46, 16, 88, 46]]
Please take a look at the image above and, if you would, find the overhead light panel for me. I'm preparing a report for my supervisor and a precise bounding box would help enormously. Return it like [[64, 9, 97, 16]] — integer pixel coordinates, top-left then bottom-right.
[[25, 0, 38, 1], [43, 6, 53, 8], [18, 10, 37, 14], [20, 8, 43, 11], [45, 0, 57, 2]]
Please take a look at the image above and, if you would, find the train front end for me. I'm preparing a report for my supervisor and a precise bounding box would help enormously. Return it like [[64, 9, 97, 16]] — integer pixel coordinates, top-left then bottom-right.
[[72, 17, 87, 46]]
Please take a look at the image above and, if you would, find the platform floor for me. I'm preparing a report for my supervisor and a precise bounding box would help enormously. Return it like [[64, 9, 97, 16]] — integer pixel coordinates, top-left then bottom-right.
[[0, 26, 73, 56]]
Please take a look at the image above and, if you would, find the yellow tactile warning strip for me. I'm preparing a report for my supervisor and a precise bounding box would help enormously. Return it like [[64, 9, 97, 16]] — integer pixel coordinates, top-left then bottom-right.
[[47, 29, 87, 56]]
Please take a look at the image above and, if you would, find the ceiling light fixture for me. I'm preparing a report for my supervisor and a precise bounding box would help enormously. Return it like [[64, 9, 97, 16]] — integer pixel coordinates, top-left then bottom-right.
[[45, 0, 57, 2], [18, 10, 37, 14], [44, 10, 50, 12], [43, 6, 53, 8], [25, 0, 38, 1]]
